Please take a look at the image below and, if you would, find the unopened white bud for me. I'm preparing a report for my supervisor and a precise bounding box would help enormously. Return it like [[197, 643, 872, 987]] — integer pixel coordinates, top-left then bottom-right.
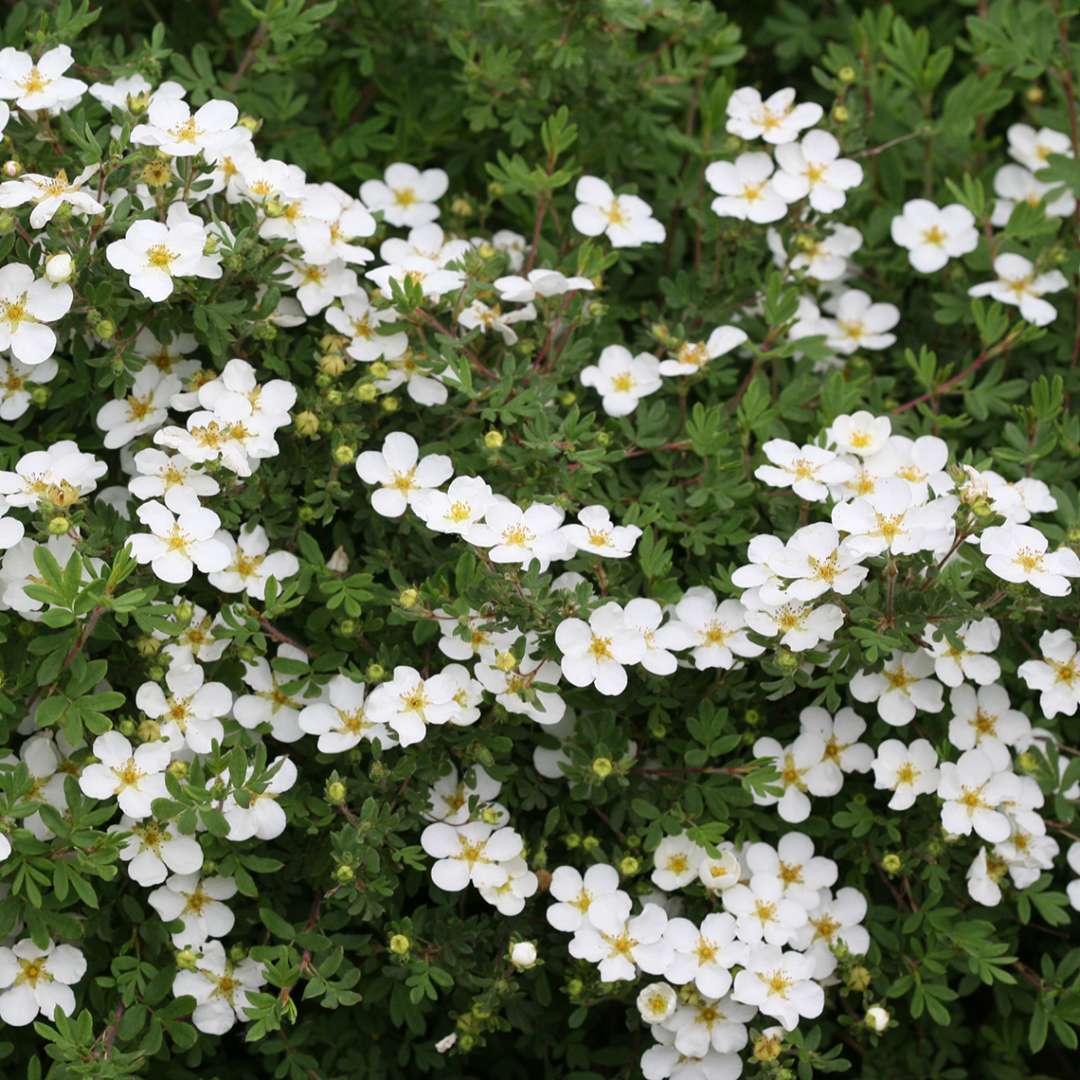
[[45, 252, 74, 284], [509, 941, 537, 969], [865, 1005, 890, 1032]]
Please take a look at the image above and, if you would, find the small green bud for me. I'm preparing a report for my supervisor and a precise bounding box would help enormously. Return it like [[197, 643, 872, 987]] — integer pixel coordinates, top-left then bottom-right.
[[229, 943, 247, 963], [1066, 525, 1080, 544], [315, 372, 333, 390], [832, 105, 850, 123], [480, 805, 503, 825], [95, 319, 116, 342], [838, 65, 856, 83], [591, 756, 614, 779], [0, 210, 15, 235], [251, 321, 277, 342], [326, 780, 347, 805], [559, 391, 577, 406], [565, 832, 581, 849], [47, 515, 70, 535], [388, 933, 411, 955], [846, 964, 872, 991], [324, 388, 344, 407], [338, 618, 357, 635], [743, 708, 761, 726], [752, 1030, 783, 1062], [1017, 750, 1039, 773], [175, 601, 194, 624], [370, 361, 390, 380], [333, 864, 355, 883], [147, 664, 166, 681], [167, 761, 188, 780], [582, 835, 599, 852], [380, 395, 400, 413], [881, 853, 902, 874], [264, 195, 288, 218], [238, 114, 261, 133], [135, 635, 162, 657], [366, 661, 386, 682], [484, 430, 504, 450], [776, 648, 799, 671], [118, 718, 137, 737], [354, 382, 378, 403], [398, 587, 419, 609], [619, 855, 640, 876], [332, 443, 356, 465], [29, 386, 49, 406], [298, 505, 317, 523], [137, 719, 161, 743], [175, 948, 198, 971], [1025, 85, 1044, 105], [319, 353, 348, 377], [595, 431, 611, 447], [566, 977, 584, 997]]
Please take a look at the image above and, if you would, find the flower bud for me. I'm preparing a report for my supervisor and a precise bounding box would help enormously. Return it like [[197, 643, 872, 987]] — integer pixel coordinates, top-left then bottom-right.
[[175, 601, 194, 624], [332, 443, 355, 465], [354, 382, 378, 403], [846, 965, 872, 991], [137, 719, 161, 743], [44, 252, 74, 284], [619, 855, 640, 876], [1017, 750, 1039, 773], [591, 756, 614, 779], [47, 515, 70, 535], [29, 386, 49, 406], [752, 1030, 783, 1062], [370, 361, 390, 380], [832, 104, 850, 123], [3, 160, 21, 178], [595, 431, 610, 447], [494, 650, 517, 673], [865, 1005, 890, 1032], [398, 587, 419, 609], [175, 948, 198, 971], [118, 718, 137, 737], [324, 388, 344, 407], [264, 195, 288, 218], [565, 832, 581, 849], [480, 805, 503, 825], [127, 91, 151, 114], [881, 853, 902, 874], [298, 505, 317, 523], [135, 635, 162, 657], [238, 114, 261, 133], [0, 210, 14, 235], [566, 977, 584, 997], [325, 780, 347, 805], [450, 196, 473, 218], [95, 319, 116, 342], [509, 941, 537, 969], [582, 835, 599, 851], [388, 933, 411, 955], [775, 648, 799, 671], [560, 391, 577, 406], [380, 395, 400, 413], [319, 353, 348, 376], [338, 618, 357, 635], [1025, 85, 1044, 105], [229, 943, 247, 964], [167, 760, 188, 780], [366, 661, 386, 682], [838, 65, 856, 83], [333, 864, 354, 883], [484, 430, 504, 450]]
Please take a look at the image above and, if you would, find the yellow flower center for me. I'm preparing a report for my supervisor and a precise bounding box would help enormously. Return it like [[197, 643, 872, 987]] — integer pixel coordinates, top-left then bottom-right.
[[146, 244, 177, 271], [588, 635, 613, 661], [922, 225, 946, 246]]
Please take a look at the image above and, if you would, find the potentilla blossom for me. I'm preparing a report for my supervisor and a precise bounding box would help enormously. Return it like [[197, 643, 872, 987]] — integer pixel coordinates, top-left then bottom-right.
[[827, 411, 891, 457], [546, 863, 623, 933], [850, 649, 944, 726], [95, 367, 180, 449], [223, 757, 298, 841], [457, 299, 536, 345], [128, 500, 230, 584], [755, 440, 854, 501], [136, 661, 233, 755], [494, 269, 595, 303], [0, 165, 104, 228], [0, 939, 86, 1026], [326, 291, 408, 362], [621, 597, 697, 676], [725, 86, 823, 144], [360, 162, 448, 227], [78, 732, 169, 819], [1017, 630, 1080, 719], [0, 45, 86, 110], [0, 356, 56, 419], [412, 475, 495, 539], [556, 602, 645, 695], [872, 738, 940, 811], [751, 734, 836, 823], [355, 431, 453, 518], [0, 262, 73, 365], [0, 441, 106, 510], [745, 832, 838, 910], [832, 479, 957, 557], [732, 944, 824, 1030], [560, 505, 642, 558], [472, 500, 569, 570], [991, 164, 1075, 225], [823, 289, 900, 353], [924, 618, 1001, 687], [129, 448, 220, 513], [571, 176, 665, 247], [968, 253, 1068, 327], [173, 941, 266, 1036], [771, 130, 863, 212], [299, 674, 391, 752], [131, 96, 239, 156], [106, 218, 217, 302], [979, 524, 1080, 595], [937, 748, 1021, 842], [651, 834, 707, 891], [658, 325, 748, 376], [569, 902, 672, 983], [148, 873, 237, 948], [797, 706, 874, 784], [948, 684, 1030, 771], [364, 665, 458, 746], [743, 597, 844, 651], [420, 821, 524, 891], [672, 587, 763, 670], [1006, 123, 1073, 173], [722, 876, 807, 946], [208, 523, 299, 599], [112, 816, 204, 887], [663, 913, 746, 999], [707, 153, 791, 223], [770, 522, 869, 601], [580, 345, 663, 416], [890, 199, 979, 272]]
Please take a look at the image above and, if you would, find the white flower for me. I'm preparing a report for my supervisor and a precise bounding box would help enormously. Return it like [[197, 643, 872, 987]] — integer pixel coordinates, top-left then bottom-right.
[[299, 675, 389, 752], [796, 887, 870, 978], [755, 440, 854, 501], [78, 732, 169, 819], [364, 665, 458, 746], [96, 367, 180, 449], [798, 706, 874, 781], [744, 598, 844, 651], [580, 345, 663, 416], [621, 597, 697, 676], [651, 835, 706, 891], [425, 764, 503, 826], [234, 645, 317, 743], [732, 944, 823, 1030], [0, 165, 104, 229], [770, 523, 869, 601], [672, 587, 763, 670], [967, 847, 1008, 906], [1067, 843, 1080, 912], [1007, 123, 1073, 173], [569, 901, 672, 982], [827, 411, 891, 457], [698, 847, 742, 893], [979, 524, 1080, 595], [472, 500, 568, 570], [560, 505, 641, 558], [1017, 630, 1080, 718], [285, 258, 358, 315], [968, 253, 1068, 327], [725, 86, 823, 144], [555, 602, 645, 695], [0, 939, 86, 1026], [706, 152, 790, 223], [196, 358, 296, 430], [360, 162, 448, 227], [172, 940, 265, 1035], [663, 914, 746, 999], [479, 856, 539, 915], [112, 816, 204, 887], [823, 289, 899, 353], [128, 500, 230, 584], [325, 291, 407, 363], [751, 734, 836, 823], [772, 130, 863, 212], [890, 199, 978, 272], [0, 262, 73, 365], [771, 223, 863, 282], [546, 863, 622, 932], [637, 981, 679, 1024], [0, 355, 56, 419], [355, 431, 453, 518], [420, 821, 524, 891], [722, 876, 807, 947], [149, 873, 237, 948], [413, 475, 495, 538], [0, 45, 86, 110], [0, 441, 106, 510], [571, 176, 665, 247], [129, 448, 219, 513], [642, 1025, 745, 1079], [494, 269, 595, 302], [991, 164, 1075, 225], [159, 600, 228, 667], [948, 684, 1030, 770], [832, 479, 957, 557], [745, 832, 838, 910], [131, 96, 239, 156], [207, 524, 299, 600], [938, 748, 1021, 842], [107, 218, 217, 302], [851, 649, 944, 726], [661, 994, 756, 1059], [872, 738, 940, 810], [223, 757, 297, 841], [137, 661, 232, 755], [457, 299, 536, 345], [474, 639, 566, 725], [658, 325, 748, 376]]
